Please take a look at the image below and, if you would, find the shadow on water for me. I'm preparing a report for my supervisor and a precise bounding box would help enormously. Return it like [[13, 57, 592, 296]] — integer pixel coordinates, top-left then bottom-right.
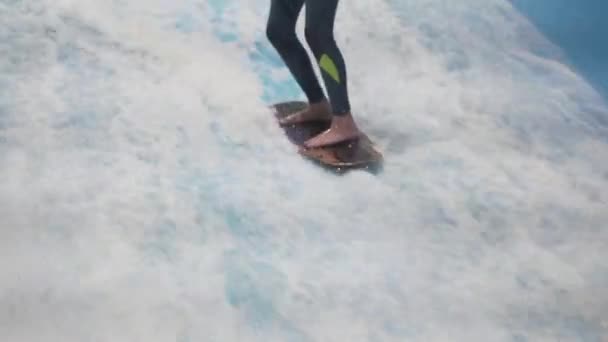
[[509, 0, 608, 102]]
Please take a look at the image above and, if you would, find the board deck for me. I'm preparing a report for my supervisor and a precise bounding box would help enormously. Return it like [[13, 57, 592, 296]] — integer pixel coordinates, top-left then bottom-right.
[[270, 101, 383, 173]]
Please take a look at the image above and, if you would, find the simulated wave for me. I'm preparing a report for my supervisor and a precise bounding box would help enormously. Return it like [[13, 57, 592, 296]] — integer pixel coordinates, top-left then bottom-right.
[[1, 0, 606, 341]]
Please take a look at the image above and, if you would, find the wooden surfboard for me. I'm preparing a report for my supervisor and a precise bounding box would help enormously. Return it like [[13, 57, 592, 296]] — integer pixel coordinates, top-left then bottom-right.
[[270, 101, 383, 173]]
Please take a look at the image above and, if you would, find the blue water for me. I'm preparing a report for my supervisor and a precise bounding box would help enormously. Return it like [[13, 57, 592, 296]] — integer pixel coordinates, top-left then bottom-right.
[[1, 1, 607, 341], [510, 0, 608, 101]]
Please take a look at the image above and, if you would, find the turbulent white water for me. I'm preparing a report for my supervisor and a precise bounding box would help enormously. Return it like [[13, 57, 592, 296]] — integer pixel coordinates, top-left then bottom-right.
[[1, 0, 607, 341]]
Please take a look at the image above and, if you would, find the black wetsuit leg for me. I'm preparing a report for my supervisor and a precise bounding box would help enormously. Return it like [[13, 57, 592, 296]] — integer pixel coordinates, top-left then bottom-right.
[[266, 0, 325, 105], [303, 0, 350, 115], [266, 0, 351, 115]]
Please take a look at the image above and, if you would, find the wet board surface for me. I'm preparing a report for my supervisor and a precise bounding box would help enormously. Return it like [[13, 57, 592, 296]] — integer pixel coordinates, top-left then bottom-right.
[[270, 101, 383, 173]]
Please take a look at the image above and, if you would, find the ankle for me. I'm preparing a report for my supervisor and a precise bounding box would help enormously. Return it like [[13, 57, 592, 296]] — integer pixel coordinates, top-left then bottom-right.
[[332, 115, 357, 127], [333, 112, 354, 121], [310, 98, 330, 108]]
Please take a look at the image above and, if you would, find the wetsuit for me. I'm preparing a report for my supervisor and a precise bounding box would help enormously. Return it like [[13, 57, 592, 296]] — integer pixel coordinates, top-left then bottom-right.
[[266, 0, 351, 115]]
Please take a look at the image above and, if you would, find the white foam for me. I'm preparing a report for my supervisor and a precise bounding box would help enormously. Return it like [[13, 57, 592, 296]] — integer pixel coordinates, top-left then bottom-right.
[[1, 0, 607, 341]]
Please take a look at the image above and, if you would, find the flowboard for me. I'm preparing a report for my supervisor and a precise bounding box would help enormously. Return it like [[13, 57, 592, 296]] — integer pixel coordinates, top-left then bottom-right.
[[270, 101, 383, 173]]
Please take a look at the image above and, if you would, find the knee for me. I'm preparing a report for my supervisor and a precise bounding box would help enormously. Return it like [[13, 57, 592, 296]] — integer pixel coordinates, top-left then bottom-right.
[[304, 26, 334, 53], [265, 21, 280, 46], [266, 21, 293, 48]]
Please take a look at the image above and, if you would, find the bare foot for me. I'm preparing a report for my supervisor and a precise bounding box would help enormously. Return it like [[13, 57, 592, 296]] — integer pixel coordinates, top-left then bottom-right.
[[303, 113, 361, 148], [279, 99, 332, 126]]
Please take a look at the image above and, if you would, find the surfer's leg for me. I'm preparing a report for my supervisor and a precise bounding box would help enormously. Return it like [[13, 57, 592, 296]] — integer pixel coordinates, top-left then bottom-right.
[[266, 0, 332, 124], [303, 0, 350, 115], [302, 0, 360, 148]]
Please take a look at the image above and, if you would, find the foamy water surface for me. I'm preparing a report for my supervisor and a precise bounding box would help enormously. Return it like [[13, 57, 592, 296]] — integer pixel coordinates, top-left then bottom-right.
[[1, 0, 607, 341]]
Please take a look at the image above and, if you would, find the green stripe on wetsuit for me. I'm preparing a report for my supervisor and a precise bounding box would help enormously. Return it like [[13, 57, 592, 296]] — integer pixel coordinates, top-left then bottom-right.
[[266, 0, 351, 115], [320, 54, 340, 84]]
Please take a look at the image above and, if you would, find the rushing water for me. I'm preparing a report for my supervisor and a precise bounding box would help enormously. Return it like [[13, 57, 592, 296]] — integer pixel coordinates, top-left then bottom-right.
[[1, 1, 607, 341]]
